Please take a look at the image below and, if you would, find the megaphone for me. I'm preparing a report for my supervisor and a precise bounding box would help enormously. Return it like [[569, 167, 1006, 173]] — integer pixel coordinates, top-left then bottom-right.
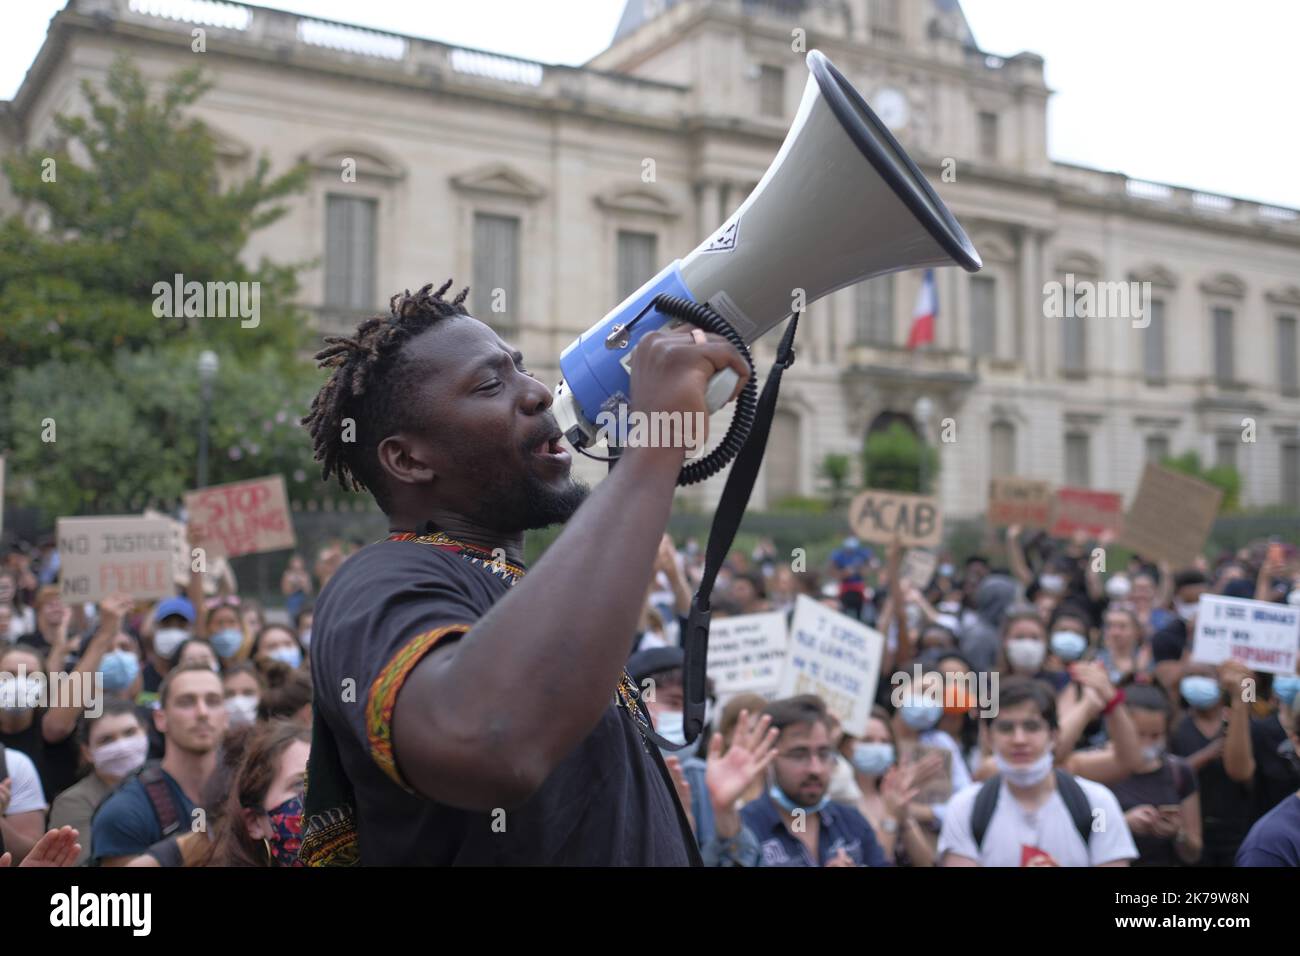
[[554, 49, 981, 461]]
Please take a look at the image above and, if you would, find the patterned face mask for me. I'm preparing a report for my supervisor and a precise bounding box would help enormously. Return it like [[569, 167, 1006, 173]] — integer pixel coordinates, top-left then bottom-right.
[[262, 793, 304, 867]]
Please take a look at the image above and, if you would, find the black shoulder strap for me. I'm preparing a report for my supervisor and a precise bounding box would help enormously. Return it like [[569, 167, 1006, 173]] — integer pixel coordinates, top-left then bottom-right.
[[0, 744, 6, 857], [138, 760, 182, 837], [971, 774, 1001, 850], [1054, 768, 1094, 849]]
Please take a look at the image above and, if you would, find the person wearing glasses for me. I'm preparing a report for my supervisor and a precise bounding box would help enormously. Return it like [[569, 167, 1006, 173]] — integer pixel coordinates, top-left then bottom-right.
[[938, 677, 1137, 866], [702, 695, 889, 867]]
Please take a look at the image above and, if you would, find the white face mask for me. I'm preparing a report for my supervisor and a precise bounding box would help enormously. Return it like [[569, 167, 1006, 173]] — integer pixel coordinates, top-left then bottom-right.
[[0, 676, 42, 713], [1105, 575, 1131, 599], [995, 750, 1054, 788], [91, 733, 149, 779], [1175, 601, 1198, 622], [1006, 637, 1046, 673], [153, 627, 189, 658], [225, 694, 259, 727]]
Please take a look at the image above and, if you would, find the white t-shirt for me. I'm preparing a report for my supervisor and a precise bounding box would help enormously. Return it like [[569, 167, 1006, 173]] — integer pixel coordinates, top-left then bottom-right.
[[2, 746, 49, 815], [938, 775, 1137, 867]]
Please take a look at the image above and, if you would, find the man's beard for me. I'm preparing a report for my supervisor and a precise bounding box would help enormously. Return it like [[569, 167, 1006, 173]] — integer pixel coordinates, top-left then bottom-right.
[[460, 461, 590, 533]]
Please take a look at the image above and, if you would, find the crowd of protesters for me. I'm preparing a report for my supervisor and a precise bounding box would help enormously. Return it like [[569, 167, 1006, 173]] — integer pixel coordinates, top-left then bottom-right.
[[1, 521, 1298, 867]]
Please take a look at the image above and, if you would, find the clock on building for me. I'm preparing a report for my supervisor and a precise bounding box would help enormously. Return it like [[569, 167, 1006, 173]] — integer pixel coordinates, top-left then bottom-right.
[[871, 87, 910, 131]]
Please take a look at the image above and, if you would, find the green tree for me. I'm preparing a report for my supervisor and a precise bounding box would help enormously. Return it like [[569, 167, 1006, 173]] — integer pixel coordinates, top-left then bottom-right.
[[1161, 451, 1241, 514], [818, 452, 852, 507], [862, 422, 939, 493]]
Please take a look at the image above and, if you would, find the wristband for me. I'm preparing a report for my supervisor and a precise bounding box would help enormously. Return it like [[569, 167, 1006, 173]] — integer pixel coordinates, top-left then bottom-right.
[[1102, 687, 1126, 717]]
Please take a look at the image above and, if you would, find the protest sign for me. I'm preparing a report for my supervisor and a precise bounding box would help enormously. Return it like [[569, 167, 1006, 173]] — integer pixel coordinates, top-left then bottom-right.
[[900, 548, 938, 591], [1120, 463, 1223, 566], [849, 489, 942, 548], [705, 611, 788, 698], [987, 477, 1052, 530], [1049, 487, 1123, 538], [184, 475, 296, 558], [144, 509, 190, 585], [1191, 594, 1299, 676], [57, 515, 175, 602], [778, 595, 884, 736]]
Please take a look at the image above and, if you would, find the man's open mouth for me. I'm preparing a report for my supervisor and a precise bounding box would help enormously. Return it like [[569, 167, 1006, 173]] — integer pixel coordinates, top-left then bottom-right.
[[530, 431, 572, 467]]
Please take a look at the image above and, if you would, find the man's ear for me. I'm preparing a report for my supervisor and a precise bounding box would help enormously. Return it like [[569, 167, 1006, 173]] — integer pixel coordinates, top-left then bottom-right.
[[377, 433, 438, 489], [153, 706, 167, 736]]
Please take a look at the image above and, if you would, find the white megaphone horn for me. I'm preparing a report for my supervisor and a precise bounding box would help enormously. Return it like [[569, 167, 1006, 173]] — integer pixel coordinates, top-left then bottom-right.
[[554, 49, 981, 468]]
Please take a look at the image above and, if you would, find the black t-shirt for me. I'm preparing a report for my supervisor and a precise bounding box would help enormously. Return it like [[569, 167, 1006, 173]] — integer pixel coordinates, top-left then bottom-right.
[[310, 532, 699, 866], [1169, 713, 1252, 851], [1151, 619, 1189, 664], [1251, 714, 1300, 822], [0, 709, 83, 800], [1109, 756, 1198, 866]]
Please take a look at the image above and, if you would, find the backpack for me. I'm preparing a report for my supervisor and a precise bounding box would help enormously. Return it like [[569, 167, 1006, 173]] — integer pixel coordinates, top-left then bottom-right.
[[134, 760, 184, 838], [971, 768, 1094, 854]]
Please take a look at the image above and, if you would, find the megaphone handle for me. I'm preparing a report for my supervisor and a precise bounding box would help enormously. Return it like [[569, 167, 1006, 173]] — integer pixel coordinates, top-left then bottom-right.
[[705, 368, 740, 414]]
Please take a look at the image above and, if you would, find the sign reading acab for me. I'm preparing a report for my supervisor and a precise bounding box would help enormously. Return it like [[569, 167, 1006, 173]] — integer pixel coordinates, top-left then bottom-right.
[[848, 489, 942, 548]]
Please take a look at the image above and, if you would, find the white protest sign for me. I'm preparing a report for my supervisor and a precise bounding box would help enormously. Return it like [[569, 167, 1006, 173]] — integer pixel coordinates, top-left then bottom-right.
[[706, 611, 788, 697], [1192, 594, 1300, 676], [57, 515, 176, 602], [900, 548, 938, 592], [778, 594, 884, 736]]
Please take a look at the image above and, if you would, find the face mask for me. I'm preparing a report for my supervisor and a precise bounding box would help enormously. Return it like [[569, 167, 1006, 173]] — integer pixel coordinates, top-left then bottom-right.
[[768, 783, 830, 815], [268, 646, 302, 670], [1105, 576, 1131, 599], [262, 793, 304, 867], [210, 628, 243, 659], [1140, 741, 1166, 764], [99, 650, 139, 692], [1039, 574, 1065, 594], [1180, 675, 1221, 710], [1288, 590, 1300, 607], [1175, 600, 1198, 622], [298, 629, 312, 650], [1274, 674, 1300, 708], [0, 676, 41, 713], [938, 564, 954, 579], [851, 742, 895, 776], [91, 732, 148, 778], [1006, 637, 1046, 673], [995, 750, 1054, 787], [937, 600, 961, 615], [900, 702, 942, 731], [225, 694, 259, 727], [1050, 630, 1088, 662], [153, 627, 189, 658]]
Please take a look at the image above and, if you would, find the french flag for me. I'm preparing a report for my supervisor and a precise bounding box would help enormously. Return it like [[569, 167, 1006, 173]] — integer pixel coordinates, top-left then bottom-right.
[[907, 269, 937, 350]]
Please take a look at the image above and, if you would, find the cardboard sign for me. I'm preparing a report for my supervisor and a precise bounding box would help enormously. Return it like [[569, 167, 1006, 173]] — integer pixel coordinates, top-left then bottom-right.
[[900, 548, 938, 592], [988, 477, 1052, 530], [1120, 463, 1223, 566], [705, 611, 789, 698], [57, 516, 176, 602], [849, 490, 942, 548], [1049, 487, 1123, 538], [1191, 594, 1299, 676], [778, 595, 884, 736], [184, 475, 296, 558], [143, 509, 190, 585]]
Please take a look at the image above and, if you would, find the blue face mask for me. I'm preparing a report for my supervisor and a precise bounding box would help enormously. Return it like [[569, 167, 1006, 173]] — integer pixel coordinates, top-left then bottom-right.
[[1050, 630, 1088, 662], [268, 646, 302, 670], [209, 628, 243, 658], [1274, 675, 1300, 709], [654, 709, 701, 759], [851, 742, 895, 776], [768, 784, 830, 815], [1180, 675, 1222, 710], [99, 650, 139, 693], [900, 702, 942, 731]]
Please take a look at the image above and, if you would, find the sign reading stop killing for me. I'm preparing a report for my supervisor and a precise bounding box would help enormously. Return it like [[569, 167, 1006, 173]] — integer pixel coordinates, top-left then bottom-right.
[[58, 515, 176, 602], [184, 475, 296, 559]]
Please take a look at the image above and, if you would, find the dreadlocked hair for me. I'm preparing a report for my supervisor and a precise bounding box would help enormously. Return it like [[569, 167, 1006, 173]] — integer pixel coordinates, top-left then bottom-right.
[[302, 280, 470, 510]]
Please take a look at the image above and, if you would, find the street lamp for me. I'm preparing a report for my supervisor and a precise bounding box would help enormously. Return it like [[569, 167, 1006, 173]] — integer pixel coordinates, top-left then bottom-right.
[[913, 395, 934, 494], [197, 350, 219, 489]]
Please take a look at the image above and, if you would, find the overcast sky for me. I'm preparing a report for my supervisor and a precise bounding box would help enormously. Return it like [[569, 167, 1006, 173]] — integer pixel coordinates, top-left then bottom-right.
[[4, 0, 1297, 207]]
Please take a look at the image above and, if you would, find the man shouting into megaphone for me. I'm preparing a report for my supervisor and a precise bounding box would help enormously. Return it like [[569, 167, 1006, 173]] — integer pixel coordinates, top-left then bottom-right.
[[297, 279, 750, 865]]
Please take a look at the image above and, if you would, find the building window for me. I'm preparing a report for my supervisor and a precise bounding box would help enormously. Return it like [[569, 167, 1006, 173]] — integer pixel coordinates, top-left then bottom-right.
[[472, 213, 520, 335], [759, 65, 785, 117], [1283, 443, 1300, 508], [978, 112, 998, 162], [990, 421, 1016, 478], [617, 230, 657, 301], [324, 195, 377, 317], [1212, 306, 1234, 384], [767, 409, 801, 502], [1216, 435, 1238, 472], [1065, 432, 1090, 487], [870, 0, 901, 40], [1062, 290, 1088, 374], [1144, 298, 1166, 381], [854, 276, 894, 345], [1145, 434, 1170, 463], [970, 275, 996, 357], [1278, 313, 1298, 392]]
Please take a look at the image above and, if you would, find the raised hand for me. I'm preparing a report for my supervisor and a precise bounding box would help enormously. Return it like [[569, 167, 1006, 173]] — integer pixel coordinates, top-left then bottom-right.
[[880, 765, 920, 821], [0, 826, 81, 868], [706, 709, 778, 812]]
